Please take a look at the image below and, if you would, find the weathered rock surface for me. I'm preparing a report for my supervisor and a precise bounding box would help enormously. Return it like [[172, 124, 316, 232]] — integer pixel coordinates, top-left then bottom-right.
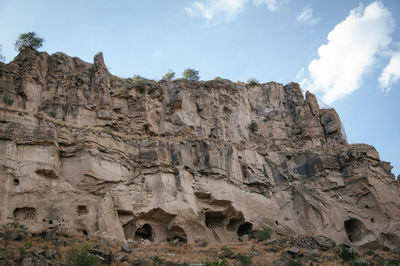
[[0, 48, 399, 249]]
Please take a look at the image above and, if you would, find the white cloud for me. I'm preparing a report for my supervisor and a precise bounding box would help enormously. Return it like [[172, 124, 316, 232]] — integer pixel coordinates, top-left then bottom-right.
[[379, 51, 400, 93], [297, 6, 320, 25], [253, 0, 279, 12], [185, 0, 280, 22], [185, 0, 247, 22], [301, 1, 394, 104], [296, 67, 305, 80]]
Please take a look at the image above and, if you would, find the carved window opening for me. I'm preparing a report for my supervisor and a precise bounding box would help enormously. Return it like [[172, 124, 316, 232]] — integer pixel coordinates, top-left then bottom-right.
[[237, 222, 253, 237], [13, 178, 19, 185], [198, 210, 205, 221], [77, 205, 88, 216], [205, 211, 226, 229], [13, 207, 37, 221], [134, 224, 153, 241]]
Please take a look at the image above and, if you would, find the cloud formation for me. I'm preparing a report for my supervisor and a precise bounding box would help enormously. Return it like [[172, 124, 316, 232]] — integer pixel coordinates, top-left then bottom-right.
[[300, 1, 394, 104], [379, 50, 400, 93], [185, 0, 279, 22], [253, 0, 279, 12], [297, 6, 320, 25]]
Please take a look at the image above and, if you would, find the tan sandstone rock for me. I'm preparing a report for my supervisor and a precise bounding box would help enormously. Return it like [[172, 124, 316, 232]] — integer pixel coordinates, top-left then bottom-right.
[[0, 48, 399, 250]]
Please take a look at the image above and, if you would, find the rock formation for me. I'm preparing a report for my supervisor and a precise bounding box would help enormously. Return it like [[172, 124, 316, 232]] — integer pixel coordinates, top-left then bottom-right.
[[0, 48, 399, 249]]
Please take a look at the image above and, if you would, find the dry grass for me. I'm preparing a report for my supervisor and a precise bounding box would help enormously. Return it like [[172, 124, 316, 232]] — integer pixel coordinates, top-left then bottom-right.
[[2, 228, 400, 266]]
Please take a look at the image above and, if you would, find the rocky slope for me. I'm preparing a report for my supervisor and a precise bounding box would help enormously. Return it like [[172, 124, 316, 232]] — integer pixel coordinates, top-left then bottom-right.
[[0, 48, 399, 249], [2, 225, 400, 265]]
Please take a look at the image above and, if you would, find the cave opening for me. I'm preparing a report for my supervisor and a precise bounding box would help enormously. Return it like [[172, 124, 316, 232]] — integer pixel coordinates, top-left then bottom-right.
[[237, 222, 253, 237], [167, 225, 187, 243], [344, 218, 367, 243], [134, 224, 153, 241]]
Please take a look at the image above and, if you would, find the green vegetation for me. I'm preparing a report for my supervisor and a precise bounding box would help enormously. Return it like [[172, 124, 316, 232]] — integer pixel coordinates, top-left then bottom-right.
[[247, 78, 259, 86], [162, 70, 175, 80], [0, 248, 14, 262], [200, 241, 208, 247], [339, 245, 356, 262], [65, 245, 100, 266], [152, 255, 164, 265], [202, 258, 229, 266], [221, 245, 233, 257], [182, 68, 199, 81], [15, 32, 44, 52], [48, 110, 57, 118], [150, 256, 189, 266], [236, 253, 252, 266], [352, 262, 368, 266], [0, 222, 25, 246], [132, 258, 149, 266], [254, 228, 272, 242], [131, 75, 148, 93], [164, 262, 189, 266], [2, 95, 13, 106], [19, 239, 34, 255], [287, 259, 303, 266], [248, 120, 258, 133]]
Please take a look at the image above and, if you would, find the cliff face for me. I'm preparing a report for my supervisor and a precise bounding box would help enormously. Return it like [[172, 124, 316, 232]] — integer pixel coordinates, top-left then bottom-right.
[[0, 48, 399, 248]]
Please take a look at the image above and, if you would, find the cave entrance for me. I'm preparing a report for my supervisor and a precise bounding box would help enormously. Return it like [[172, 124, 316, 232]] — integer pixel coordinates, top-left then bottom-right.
[[134, 224, 153, 241], [237, 222, 253, 237], [205, 211, 226, 229], [344, 218, 367, 243], [167, 225, 187, 244]]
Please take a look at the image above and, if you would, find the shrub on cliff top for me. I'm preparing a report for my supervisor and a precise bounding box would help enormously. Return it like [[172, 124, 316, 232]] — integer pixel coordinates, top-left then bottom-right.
[[183, 68, 199, 81], [162, 70, 175, 80], [247, 78, 259, 86], [132, 75, 148, 93], [15, 32, 44, 52]]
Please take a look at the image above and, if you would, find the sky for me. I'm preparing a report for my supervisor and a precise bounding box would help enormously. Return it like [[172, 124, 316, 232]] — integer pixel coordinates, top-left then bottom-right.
[[0, 0, 399, 177]]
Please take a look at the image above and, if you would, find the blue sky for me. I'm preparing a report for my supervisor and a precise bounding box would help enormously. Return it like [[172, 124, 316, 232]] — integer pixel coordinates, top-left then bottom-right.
[[0, 0, 399, 177]]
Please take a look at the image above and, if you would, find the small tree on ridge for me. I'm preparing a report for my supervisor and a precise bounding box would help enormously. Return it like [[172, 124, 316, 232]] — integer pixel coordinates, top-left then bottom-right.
[[183, 68, 199, 81], [15, 32, 44, 52]]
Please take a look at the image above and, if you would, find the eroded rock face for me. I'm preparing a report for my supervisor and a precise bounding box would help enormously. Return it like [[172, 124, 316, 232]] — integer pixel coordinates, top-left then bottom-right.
[[0, 48, 399, 249]]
